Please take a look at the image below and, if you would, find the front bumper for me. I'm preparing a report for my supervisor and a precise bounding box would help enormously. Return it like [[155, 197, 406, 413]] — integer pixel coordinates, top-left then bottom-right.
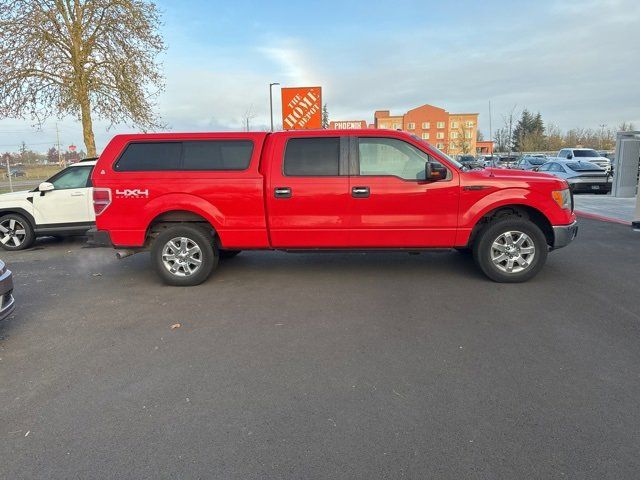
[[552, 221, 578, 249], [0, 267, 15, 321], [85, 227, 113, 248]]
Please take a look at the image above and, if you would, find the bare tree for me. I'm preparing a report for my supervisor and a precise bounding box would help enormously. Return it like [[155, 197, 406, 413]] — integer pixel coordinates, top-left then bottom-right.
[[241, 105, 257, 132], [450, 122, 473, 155], [502, 105, 518, 154], [493, 127, 509, 152], [0, 0, 166, 156], [618, 121, 636, 132]]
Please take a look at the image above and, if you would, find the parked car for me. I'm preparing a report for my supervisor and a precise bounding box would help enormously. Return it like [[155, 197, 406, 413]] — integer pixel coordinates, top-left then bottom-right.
[[481, 156, 506, 168], [0, 159, 97, 250], [6, 170, 26, 178], [514, 155, 549, 171], [556, 148, 611, 172], [89, 130, 577, 285], [537, 160, 611, 194], [0, 258, 15, 321], [457, 154, 483, 169], [497, 156, 519, 169]]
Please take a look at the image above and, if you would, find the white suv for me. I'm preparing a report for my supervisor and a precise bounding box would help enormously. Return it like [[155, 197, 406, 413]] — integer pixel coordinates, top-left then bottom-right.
[[556, 148, 611, 171], [0, 159, 96, 250]]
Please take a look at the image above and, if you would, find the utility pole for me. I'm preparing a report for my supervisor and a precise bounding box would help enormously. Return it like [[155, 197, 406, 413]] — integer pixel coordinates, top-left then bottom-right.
[[599, 124, 606, 150], [489, 100, 493, 155], [269, 82, 280, 132], [56, 123, 63, 168], [5, 154, 13, 193]]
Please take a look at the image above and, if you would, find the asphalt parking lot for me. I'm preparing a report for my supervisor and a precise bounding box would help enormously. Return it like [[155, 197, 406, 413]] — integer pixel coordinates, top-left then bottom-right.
[[1, 218, 639, 479]]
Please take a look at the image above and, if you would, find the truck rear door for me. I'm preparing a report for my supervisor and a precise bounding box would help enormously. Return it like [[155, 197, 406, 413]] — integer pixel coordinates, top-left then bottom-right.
[[266, 134, 350, 248]]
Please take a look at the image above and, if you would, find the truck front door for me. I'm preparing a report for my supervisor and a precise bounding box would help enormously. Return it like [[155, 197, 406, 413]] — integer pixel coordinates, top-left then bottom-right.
[[267, 135, 351, 248], [348, 136, 459, 247]]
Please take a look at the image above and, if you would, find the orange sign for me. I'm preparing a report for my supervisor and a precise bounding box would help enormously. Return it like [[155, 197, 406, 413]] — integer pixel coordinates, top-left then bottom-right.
[[281, 86, 322, 130]]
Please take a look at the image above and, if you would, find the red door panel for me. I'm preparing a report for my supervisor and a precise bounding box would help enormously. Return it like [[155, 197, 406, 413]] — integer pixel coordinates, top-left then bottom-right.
[[266, 135, 351, 248], [349, 135, 460, 247]]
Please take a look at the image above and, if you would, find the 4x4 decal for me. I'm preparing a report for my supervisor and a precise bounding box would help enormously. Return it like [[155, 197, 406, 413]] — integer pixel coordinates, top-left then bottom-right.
[[115, 189, 149, 198]]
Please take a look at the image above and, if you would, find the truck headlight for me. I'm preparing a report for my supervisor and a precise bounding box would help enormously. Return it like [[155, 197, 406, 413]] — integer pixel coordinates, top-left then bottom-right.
[[552, 189, 571, 210]]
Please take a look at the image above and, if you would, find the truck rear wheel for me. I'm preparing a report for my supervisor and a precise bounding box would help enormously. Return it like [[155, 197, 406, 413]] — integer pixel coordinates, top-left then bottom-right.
[[151, 225, 218, 286], [473, 217, 548, 283]]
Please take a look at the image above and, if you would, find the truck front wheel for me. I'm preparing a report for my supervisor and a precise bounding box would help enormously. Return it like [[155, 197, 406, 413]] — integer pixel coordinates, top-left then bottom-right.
[[151, 225, 218, 286], [473, 218, 548, 283]]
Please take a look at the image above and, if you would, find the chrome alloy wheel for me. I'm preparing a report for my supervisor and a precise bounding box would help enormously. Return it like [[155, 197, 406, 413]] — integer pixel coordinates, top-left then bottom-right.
[[490, 230, 536, 274], [161, 237, 203, 277], [0, 218, 27, 247]]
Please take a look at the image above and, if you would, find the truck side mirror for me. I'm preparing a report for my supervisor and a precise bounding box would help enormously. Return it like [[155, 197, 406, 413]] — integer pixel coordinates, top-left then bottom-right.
[[425, 162, 446, 181]]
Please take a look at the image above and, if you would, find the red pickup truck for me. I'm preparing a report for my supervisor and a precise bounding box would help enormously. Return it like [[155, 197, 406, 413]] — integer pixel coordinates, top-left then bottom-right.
[[90, 129, 577, 286]]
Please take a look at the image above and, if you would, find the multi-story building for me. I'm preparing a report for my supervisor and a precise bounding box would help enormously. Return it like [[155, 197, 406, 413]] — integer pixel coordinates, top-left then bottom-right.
[[373, 104, 479, 156]]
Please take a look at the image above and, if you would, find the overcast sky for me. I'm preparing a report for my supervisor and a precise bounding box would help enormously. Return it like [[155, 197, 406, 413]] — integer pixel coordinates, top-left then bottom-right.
[[0, 0, 638, 153]]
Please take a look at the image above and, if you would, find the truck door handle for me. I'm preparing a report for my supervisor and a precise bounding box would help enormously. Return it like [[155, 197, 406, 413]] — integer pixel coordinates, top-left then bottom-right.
[[274, 187, 292, 198], [352, 186, 370, 198]]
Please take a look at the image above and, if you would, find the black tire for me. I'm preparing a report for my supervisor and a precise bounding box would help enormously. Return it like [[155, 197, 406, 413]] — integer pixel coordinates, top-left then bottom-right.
[[151, 225, 218, 286], [473, 217, 548, 283], [219, 249, 241, 259], [0, 213, 35, 251]]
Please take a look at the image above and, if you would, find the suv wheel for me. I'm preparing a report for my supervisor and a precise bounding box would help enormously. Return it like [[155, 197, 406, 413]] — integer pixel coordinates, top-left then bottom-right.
[[0, 214, 35, 251], [473, 217, 548, 283], [151, 225, 218, 286]]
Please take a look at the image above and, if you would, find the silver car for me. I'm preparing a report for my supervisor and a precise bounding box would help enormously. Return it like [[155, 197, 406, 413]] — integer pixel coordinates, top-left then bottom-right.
[[537, 160, 612, 194]]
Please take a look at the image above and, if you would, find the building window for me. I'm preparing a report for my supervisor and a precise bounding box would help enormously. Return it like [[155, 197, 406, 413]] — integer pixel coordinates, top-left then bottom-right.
[[407, 122, 415, 130], [421, 132, 429, 140], [466, 121, 475, 128], [422, 122, 430, 129], [392, 123, 400, 130], [437, 122, 445, 129], [436, 143, 445, 149], [450, 132, 458, 139], [436, 132, 444, 139], [465, 131, 472, 139], [450, 121, 458, 129]]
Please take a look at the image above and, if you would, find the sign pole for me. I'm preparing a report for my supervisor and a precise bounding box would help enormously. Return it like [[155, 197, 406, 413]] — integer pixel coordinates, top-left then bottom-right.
[[269, 82, 279, 132]]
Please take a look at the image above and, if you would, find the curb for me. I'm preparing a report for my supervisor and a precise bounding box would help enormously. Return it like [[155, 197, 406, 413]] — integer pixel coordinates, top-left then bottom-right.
[[575, 210, 631, 226]]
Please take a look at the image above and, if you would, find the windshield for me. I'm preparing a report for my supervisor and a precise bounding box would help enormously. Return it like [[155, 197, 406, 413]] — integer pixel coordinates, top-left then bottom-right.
[[411, 135, 463, 168], [527, 158, 546, 165], [566, 161, 603, 171], [573, 150, 599, 158]]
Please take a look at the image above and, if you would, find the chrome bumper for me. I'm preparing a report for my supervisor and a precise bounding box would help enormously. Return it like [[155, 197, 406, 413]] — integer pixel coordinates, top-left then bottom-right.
[[552, 221, 578, 249]]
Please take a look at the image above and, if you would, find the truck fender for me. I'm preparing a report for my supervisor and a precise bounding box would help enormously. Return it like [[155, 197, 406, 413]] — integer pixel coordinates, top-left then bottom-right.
[[457, 188, 553, 245], [142, 193, 225, 235]]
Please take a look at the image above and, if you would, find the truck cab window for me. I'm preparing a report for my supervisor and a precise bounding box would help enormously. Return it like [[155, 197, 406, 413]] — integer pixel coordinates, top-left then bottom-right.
[[284, 137, 340, 176], [358, 137, 431, 180]]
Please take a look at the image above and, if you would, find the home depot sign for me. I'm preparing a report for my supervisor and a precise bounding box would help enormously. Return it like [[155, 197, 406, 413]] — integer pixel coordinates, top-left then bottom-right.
[[281, 86, 322, 130]]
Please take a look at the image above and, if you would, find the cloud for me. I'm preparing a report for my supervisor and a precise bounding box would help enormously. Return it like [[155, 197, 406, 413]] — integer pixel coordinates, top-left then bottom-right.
[[1, 0, 638, 152]]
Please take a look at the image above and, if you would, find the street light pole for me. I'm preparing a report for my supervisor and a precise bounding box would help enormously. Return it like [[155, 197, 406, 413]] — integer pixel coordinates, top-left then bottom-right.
[[269, 82, 280, 132]]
